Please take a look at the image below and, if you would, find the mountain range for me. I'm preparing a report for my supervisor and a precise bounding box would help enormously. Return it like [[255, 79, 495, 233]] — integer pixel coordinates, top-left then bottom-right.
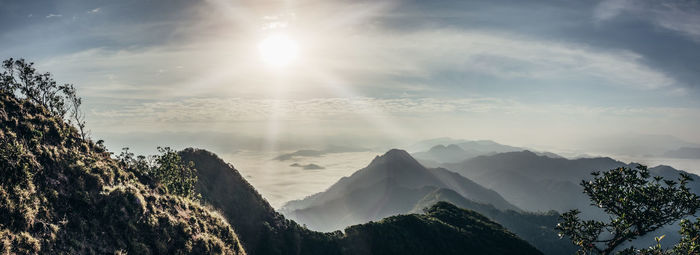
[[444, 150, 700, 216], [411, 140, 560, 166], [281, 146, 700, 254], [442, 150, 700, 249], [281, 149, 576, 254]]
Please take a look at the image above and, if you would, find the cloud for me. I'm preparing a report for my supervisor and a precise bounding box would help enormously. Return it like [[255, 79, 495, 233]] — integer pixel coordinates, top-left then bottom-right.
[[593, 0, 700, 42], [339, 29, 676, 91], [89, 96, 700, 128], [289, 163, 325, 170], [653, 5, 700, 42], [87, 8, 101, 14], [593, 0, 631, 22], [45, 14, 62, 19], [89, 97, 508, 124], [38, 26, 678, 105]]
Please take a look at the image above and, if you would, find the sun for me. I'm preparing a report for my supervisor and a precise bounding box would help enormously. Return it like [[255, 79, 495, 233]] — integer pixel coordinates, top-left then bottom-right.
[[258, 34, 299, 68]]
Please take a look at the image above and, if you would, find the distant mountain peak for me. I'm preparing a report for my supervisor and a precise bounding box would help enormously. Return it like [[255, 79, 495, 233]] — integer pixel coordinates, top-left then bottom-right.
[[369, 149, 422, 167]]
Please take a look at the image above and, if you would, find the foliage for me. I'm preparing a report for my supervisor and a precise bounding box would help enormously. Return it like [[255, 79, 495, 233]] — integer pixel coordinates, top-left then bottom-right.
[[61, 84, 87, 139], [152, 147, 199, 199], [413, 188, 578, 255], [624, 218, 700, 255], [557, 165, 700, 255], [117, 147, 199, 200], [0, 58, 87, 138], [115, 147, 152, 178], [672, 219, 700, 254], [342, 201, 542, 255]]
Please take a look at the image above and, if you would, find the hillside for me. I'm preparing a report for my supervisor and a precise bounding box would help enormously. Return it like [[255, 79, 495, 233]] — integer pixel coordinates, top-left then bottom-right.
[[281, 149, 518, 231], [342, 202, 542, 255], [411, 189, 577, 255], [0, 92, 245, 254], [180, 148, 341, 255]]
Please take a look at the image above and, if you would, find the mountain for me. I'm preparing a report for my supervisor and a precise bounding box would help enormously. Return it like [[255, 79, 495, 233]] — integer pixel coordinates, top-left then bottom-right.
[[342, 202, 542, 255], [0, 93, 245, 254], [281, 149, 518, 231], [444, 150, 625, 215], [456, 140, 523, 155], [412, 144, 470, 165], [181, 148, 543, 255], [404, 137, 469, 152], [180, 149, 292, 255], [408, 139, 521, 155], [411, 140, 560, 166], [410, 189, 577, 255]]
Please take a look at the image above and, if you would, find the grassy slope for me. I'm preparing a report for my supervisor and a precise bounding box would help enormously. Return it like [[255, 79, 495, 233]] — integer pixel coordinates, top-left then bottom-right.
[[342, 202, 542, 255], [0, 92, 245, 254], [411, 188, 578, 255]]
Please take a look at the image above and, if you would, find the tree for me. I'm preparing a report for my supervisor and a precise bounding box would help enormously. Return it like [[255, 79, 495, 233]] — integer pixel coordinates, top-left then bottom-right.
[[62, 84, 88, 140], [672, 218, 700, 254], [153, 147, 199, 199], [630, 218, 700, 254], [1, 58, 87, 138], [116, 147, 199, 199], [557, 165, 700, 255], [116, 147, 152, 178]]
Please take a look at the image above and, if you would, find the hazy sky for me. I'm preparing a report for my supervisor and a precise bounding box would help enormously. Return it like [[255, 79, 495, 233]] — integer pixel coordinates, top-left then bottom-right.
[[2, 0, 700, 157]]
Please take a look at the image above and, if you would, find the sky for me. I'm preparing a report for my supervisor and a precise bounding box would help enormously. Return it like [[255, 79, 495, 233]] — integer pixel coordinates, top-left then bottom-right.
[[2, 0, 700, 159]]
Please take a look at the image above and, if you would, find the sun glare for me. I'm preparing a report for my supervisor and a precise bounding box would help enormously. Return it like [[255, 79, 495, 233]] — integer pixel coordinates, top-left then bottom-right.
[[258, 34, 299, 68]]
